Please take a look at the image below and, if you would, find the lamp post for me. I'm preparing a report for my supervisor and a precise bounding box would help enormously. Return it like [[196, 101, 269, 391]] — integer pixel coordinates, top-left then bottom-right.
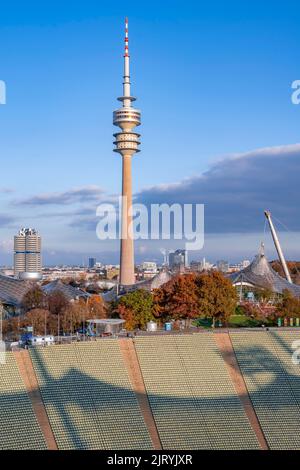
[[0, 303, 5, 364], [44, 310, 47, 346], [57, 314, 60, 344]]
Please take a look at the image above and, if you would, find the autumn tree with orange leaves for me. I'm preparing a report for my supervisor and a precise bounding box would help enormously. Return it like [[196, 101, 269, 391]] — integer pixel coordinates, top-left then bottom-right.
[[153, 274, 199, 324], [87, 295, 107, 319], [20, 309, 52, 335], [153, 271, 237, 326]]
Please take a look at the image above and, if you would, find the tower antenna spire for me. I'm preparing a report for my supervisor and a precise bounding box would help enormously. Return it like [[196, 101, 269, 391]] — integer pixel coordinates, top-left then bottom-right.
[[124, 17, 129, 57], [123, 17, 131, 103]]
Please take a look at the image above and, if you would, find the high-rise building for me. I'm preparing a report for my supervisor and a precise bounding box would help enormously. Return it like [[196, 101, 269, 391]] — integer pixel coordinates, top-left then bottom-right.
[[88, 257, 96, 269], [169, 250, 189, 269], [142, 261, 158, 276], [14, 228, 42, 280], [190, 257, 213, 271], [216, 260, 229, 273], [160, 249, 169, 266], [113, 18, 141, 285]]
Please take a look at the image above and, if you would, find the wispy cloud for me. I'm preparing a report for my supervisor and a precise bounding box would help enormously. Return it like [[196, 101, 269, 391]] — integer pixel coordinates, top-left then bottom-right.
[[0, 214, 15, 227], [0, 188, 14, 194], [14, 185, 105, 206], [69, 215, 98, 232]]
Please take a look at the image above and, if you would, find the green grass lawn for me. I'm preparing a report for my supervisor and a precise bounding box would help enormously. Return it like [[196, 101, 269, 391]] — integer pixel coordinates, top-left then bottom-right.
[[228, 315, 261, 327], [194, 315, 273, 328]]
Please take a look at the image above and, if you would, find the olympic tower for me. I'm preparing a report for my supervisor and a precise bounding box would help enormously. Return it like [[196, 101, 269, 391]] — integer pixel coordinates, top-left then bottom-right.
[[113, 18, 141, 285]]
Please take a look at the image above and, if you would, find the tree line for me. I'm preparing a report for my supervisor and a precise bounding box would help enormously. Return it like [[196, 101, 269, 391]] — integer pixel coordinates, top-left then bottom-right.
[[3, 271, 300, 338], [112, 272, 300, 330], [112, 271, 237, 330], [2, 287, 107, 339]]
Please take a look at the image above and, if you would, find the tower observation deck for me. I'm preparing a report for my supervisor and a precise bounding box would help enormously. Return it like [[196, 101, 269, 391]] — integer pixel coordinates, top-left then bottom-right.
[[113, 18, 141, 285]]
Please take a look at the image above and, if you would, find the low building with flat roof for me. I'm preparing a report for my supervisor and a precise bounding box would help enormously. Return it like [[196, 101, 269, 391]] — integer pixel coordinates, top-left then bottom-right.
[[87, 319, 125, 335]]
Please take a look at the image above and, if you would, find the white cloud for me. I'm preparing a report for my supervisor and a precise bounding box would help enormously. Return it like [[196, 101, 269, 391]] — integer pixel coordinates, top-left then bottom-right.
[[136, 143, 300, 233]]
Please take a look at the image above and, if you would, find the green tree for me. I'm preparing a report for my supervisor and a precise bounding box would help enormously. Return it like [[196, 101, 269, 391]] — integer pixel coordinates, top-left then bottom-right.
[[112, 289, 154, 330], [195, 271, 237, 325], [255, 287, 274, 303]]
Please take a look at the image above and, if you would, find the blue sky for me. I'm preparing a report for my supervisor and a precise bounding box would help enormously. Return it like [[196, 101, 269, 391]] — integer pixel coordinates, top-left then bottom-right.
[[0, 1, 300, 265]]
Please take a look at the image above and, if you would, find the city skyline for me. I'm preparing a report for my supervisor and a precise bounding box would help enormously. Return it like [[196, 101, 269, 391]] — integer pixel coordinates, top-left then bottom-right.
[[0, 1, 300, 265]]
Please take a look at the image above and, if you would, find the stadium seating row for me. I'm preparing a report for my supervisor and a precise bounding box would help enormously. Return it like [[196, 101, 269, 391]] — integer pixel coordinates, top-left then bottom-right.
[[134, 334, 260, 450], [30, 340, 153, 450], [230, 331, 300, 450], [0, 352, 46, 450], [2, 331, 300, 450]]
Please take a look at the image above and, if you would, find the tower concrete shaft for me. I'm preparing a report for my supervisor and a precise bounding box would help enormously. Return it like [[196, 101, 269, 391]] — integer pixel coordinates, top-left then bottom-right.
[[120, 155, 134, 284], [113, 18, 141, 286]]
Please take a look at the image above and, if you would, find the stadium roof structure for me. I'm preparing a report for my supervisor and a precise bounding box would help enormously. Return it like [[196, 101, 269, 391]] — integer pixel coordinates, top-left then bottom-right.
[[135, 269, 173, 291], [0, 274, 33, 308], [42, 280, 90, 301], [229, 251, 300, 297], [86, 319, 125, 325], [101, 270, 174, 302], [101, 288, 118, 302]]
